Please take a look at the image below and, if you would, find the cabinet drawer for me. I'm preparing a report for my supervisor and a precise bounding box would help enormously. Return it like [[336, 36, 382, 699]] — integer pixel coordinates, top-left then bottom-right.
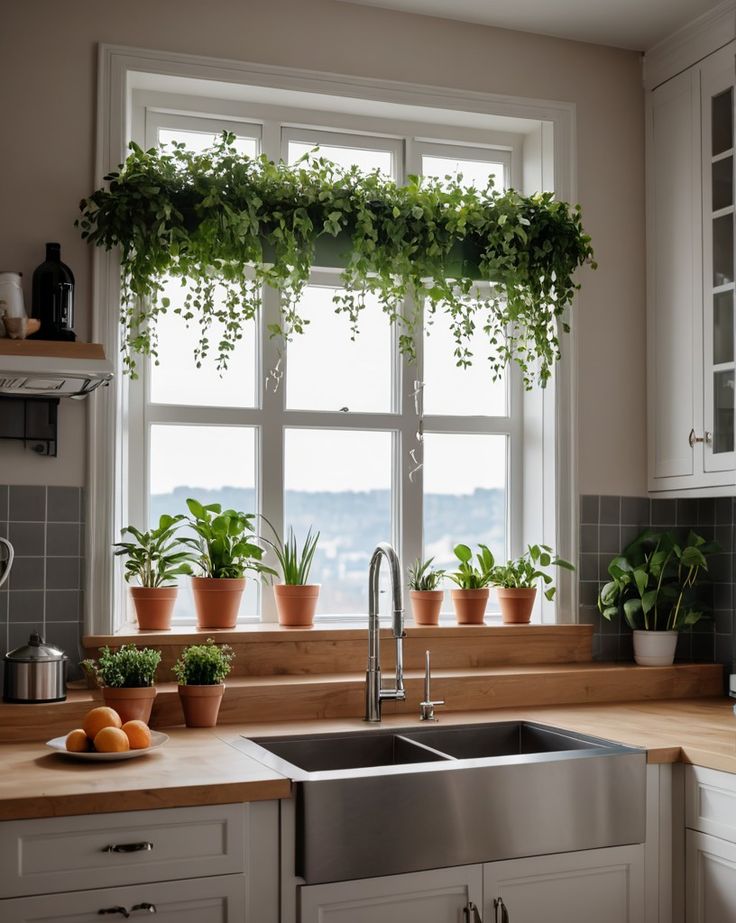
[[0, 803, 245, 898], [0, 872, 245, 922], [686, 766, 736, 843]]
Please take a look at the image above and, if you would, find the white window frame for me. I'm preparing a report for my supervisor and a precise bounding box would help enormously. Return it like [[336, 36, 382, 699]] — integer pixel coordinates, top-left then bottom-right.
[[87, 45, 578, 635]]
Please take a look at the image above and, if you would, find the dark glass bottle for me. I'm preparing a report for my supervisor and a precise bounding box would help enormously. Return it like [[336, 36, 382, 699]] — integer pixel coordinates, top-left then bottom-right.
[[30, 242, 76, 341]]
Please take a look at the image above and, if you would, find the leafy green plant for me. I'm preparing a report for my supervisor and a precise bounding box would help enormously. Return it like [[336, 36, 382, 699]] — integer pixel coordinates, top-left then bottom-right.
[[173, 639, 234, 686], [82, 645, 161, 688], [598, 529, 718, 631], [77, 134, 595, 386], [447, 544, 495, 589], [113, 514, 191, 588], [408, 557, 445, 591], [264, 521, 320, 585], [182, 499, 276, 580], [489, 544, 574, 601]]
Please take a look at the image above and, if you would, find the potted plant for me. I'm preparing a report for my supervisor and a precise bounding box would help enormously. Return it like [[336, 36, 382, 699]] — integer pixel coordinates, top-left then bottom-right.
[[598, 529, 718, 666], [266, 523, 321, 628], [173, 639, 234, 727], [447, 544, 494, 624], [113, 514, 191, 630], [490, 545, 575, 624], [182, 499, 276, 630], [82, 645, 161, 724], [408, 558, 445, 626]]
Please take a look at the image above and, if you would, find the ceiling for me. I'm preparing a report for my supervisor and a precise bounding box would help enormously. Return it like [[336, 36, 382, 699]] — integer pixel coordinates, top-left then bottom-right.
[[340, 0, 725, 51]]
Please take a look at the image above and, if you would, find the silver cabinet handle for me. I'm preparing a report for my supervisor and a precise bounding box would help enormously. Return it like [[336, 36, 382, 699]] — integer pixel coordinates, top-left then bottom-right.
[[103, 842, 153, 854], [689, 429, 712, 447], [131, 905, 157, 915], [464, 901, 483, 923], [98, 908, 129, 918], [494, 897, 510, 923]]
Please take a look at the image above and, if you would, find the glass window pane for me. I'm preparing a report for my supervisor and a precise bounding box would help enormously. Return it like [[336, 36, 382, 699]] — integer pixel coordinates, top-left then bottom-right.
[[149, 425, 257, 620], [714, 291, 734, 366], [714, 370, 735, 455], [423, 433, 507, 612], [422, 154, 505, 191], [150, 278, 256, 407], [713, 156, 733, 212], [423, 309, 506, 416], [159, 128, 258, 157], [288, 140, 393, 177], [286, 286, 392, 412], [712, 89, 733, 157], [714, 214, 734, 286], [284, 429, 392, 615]]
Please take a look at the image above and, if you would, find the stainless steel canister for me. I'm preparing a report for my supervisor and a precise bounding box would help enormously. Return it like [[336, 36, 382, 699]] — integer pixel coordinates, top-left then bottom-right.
[[3, 633, 67, 703]]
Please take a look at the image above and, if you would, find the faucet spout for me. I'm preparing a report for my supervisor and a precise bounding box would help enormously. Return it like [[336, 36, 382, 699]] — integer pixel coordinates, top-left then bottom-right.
[[365, 542, 406, 722]]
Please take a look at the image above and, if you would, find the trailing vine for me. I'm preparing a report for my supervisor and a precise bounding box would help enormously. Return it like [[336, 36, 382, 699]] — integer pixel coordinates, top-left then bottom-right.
[[77, 133, 595, 386]]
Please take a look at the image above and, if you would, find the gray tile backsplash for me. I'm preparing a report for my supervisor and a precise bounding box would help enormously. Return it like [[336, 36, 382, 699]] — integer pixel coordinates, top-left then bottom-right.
[[0, 485, 85, 683], [580, 494, 735, 666]]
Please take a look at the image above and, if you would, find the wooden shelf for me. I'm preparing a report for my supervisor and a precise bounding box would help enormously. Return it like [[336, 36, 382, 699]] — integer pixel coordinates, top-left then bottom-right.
[[0, 340, 105, 360]]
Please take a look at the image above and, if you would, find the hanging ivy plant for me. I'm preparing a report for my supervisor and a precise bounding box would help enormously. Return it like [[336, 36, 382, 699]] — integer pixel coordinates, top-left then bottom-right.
[[77, 133, 595, 386]]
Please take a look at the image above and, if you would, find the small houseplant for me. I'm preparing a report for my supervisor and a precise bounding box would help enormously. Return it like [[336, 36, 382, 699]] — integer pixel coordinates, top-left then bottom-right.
[[266, 523, 321, 628], [173, 639, 234, 727], [490, 545, 575, 624], [408, 558, 445, 626], [113, 514, 191, 630], [598, 529, 718, 666], [447, 544, 495, 624], [182, 499, 275, 630], [82, 644, 162, 723]]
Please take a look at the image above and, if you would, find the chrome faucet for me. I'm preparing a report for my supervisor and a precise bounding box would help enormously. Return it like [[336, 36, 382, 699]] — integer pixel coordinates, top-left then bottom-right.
[[365, 542, 406, 722]]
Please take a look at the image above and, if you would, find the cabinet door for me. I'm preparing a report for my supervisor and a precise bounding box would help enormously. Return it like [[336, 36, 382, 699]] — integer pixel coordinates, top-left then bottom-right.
[[483, 845, 645, 923], [0, 874, 245, 923], [686, 830, 736, 922], [647, 66, 703, 487], [299, 864, 483, 923], [702, 43, 736, 474]]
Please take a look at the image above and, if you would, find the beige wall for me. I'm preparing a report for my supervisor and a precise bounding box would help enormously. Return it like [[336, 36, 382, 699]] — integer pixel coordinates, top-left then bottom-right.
[[0, 0, 646, 495]]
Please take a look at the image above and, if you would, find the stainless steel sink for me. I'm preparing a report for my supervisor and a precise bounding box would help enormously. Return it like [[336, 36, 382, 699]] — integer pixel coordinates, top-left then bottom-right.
[[240, 721, 646, 884]]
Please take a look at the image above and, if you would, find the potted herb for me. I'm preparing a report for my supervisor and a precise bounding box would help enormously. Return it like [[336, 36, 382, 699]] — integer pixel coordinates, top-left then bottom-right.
[[408, 558, 445, 626], [182, 499, 276, 630], [447, 544, 494, 625], [490, 545, 575, 624], [266, 523, 321, 628], [598, 529, 718, 666], [113, 515, 191, 630], [173, 639, 234, 727], [82, 645, 161, 724]]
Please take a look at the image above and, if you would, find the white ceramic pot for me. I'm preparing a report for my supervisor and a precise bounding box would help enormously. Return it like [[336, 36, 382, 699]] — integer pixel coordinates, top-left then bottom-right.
[[632, 630, 678, 666]]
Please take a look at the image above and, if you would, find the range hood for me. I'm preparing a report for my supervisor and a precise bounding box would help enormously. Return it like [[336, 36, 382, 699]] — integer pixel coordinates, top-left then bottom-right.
[[0, 341, 113, 398]]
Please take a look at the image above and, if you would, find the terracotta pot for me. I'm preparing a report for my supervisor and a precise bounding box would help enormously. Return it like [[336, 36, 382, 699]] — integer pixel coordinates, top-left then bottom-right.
[[496, 587, 537, 624], [191, 576, 245, 629], [178, 683, 225, 727], [274, 584, 320, 627], [410, 590, 444, 626], [633, 630, 678, 666], [451, 588, 489, 625], [130, 586, 177, 631], [102, 685, 157, 724]]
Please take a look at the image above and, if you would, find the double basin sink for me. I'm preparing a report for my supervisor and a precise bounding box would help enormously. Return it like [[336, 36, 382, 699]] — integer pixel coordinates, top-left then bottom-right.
[[241, 721, 646, 883]]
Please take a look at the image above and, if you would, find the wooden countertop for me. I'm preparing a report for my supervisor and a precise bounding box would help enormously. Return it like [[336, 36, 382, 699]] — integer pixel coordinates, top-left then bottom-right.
[[2, 697, 735, 822]]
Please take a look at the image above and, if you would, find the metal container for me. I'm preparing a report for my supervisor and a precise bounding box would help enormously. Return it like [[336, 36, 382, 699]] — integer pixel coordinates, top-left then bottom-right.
[[3, 633, 67, 703]]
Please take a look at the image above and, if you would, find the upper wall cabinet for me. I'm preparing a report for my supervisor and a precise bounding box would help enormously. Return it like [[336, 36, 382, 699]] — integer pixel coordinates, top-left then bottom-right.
[[647, 40, 736, 494]]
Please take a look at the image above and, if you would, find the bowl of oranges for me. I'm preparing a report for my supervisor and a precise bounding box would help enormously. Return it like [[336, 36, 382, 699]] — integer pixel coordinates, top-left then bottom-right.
[[46, 706, 168, 761]]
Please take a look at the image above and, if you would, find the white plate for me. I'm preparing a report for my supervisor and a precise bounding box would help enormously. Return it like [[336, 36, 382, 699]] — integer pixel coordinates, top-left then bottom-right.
[[46, 730, 169, 761]]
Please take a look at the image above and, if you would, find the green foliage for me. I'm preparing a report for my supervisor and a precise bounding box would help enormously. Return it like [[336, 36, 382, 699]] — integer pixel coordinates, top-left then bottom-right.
[[173, 639, 234, 686], [264, 520, 320, 585], [408, 557, 445, 591], [77, 133, 595, 386], [82, 644, 161, 688], [489, 544, 574, 602], [447, 543, 495, 590], [113, 514, 191, 588], [182, 498, 276, 580], [598, 529, 718, 632]]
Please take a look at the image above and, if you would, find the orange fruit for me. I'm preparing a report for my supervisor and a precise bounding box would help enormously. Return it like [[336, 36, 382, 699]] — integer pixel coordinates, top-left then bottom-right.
[[94, 726, 130, 753], [66, 728, 90, 752], [82, 706, 122, 740], [122, 720, 151, 750]]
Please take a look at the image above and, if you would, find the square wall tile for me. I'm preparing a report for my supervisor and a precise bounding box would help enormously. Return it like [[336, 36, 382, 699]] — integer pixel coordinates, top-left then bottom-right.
[[8, 522, 44, 556], [9, 486, 45, 522], [46, 523, 80, 557], [0, 485, 8, 522], [47, 487, 81, 523]]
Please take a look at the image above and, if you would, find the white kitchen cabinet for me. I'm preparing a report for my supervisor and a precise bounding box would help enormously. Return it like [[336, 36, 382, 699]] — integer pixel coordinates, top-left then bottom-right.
[[299, 864, 483, 923], [686, 830, 736, 923]]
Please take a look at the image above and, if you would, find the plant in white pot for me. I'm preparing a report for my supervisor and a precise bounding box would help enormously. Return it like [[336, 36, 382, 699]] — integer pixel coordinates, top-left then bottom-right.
[[408, 558, 445, 626], [447, 544, 494, 625], [265, 523, 321, 628], [113, 515, 191, 630], [598, 529, 718, 666], [490, 545, 575, 625]]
